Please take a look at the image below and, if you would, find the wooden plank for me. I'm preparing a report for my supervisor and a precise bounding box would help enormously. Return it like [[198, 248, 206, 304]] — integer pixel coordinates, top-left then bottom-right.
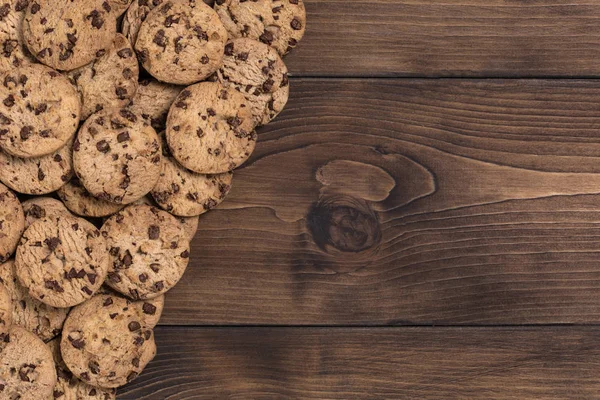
[[119, 326, 600, 399], [286, 0, 600, 77], [160, 79, 600, 325]]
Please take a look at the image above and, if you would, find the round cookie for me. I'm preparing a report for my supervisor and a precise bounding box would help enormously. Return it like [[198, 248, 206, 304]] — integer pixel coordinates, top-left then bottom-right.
[[0, 325, 57, 400], [134, 0, 227, 84], [73, 108, 162, 204], [217, 38, 289, 126], [152, 133, 233, 216], [15, 215, 109, 308], [0, 259, 69, 341], [68, 33, 139, 121], [214, 0, 306, 56], [0, 282, 10, 337], [0, 63, 80, 158], [95, 286, 165, 328], [22, 197, 73, 229], [0, 0, 36, 71], [0, 138, 73, 195], [61, 293, 157, 388], [0, 182, 24, 263], [57, 177, 125, 218], [47, 338, 117, 400], [128, 79, 182, 131], [101, 204, 189, 300], [166, 81, 257, 174], [121, 0, 163, 47], [22, 0, 117, 71]]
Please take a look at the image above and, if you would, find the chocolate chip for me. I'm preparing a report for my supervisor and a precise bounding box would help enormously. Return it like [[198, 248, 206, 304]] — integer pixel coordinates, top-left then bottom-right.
[[117, 48, 132, 58], [128, 321, 141, 331], [2, 95, 14, 107], [44, 279, 64, 292], [96, 140, 110, 153], [103, 297, 113, 306], [153, 29, 167, 47], [19, 125, 33, 140], [37, 167, 45, 181], [122, 68, 133, 79], [108, 272, 121, 283], [53, 154, 62, 162], [154, 281, 164, 291], [117, 131, 130, 142], [259, 30, 274, 45], [68, 335, 85, 349], [87, 10, 104, 29], [126, 371, 138, 382], [34, 103, 47, 115], [81, 286, 92, 295], [80, 372, 90, 381], [102, 1, 111, 12], [30, 2, 39, 14], [132, 357, 140, 368], [150, 263, 160, 273], [122, 250, 133, 266], [88, 360, 100, 374], [290, 17, 302, 30], [207, 108, 216, 116], [200, 55, 209, 64], [87, 273, 97, 284], [119, 108, 137, 122], [95, 49, 106, 58], [224, 42, 234, 56], [14, 0, 28, 12], [115, 86, 128, 100], [180, 250, 189, 258], [67, 33, 77, 44], [148, 225, 160, 239], [44, 237, 61, 251], [236, 52, 248, 61]]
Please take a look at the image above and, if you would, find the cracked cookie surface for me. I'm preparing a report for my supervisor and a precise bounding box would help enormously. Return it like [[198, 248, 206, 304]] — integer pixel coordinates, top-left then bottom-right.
[[22, 197, 73, 229], [0, 259, 69, 341], [128, 78, 182, 132], [166, 81, 257, 174], [0, 182, 24, 263], [15, 215, 109, 308], [134, 0, 227, 84], [73, 108, 162, 204], [23, 0, 117, 71], [0, 325, 57, 400], [57, 177, 125, 218], [152, 132, 233, 216], [68, 33, 139, 121], [60, 293, 156, 388], [0, 63, 80, 158], [47, 337, 117, 400], [215, 0, 306, 56], [101, 204, 189, 300], [0, 138, 73, 195], [217, 37, 289, 126]]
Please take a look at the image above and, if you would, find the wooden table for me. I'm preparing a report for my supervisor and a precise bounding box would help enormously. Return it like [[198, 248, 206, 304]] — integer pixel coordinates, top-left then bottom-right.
[[120, 1, 600, 398]]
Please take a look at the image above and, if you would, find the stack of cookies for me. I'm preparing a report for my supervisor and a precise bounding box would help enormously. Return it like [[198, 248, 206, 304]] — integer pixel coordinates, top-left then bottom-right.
[[0, 0, 305, 397]]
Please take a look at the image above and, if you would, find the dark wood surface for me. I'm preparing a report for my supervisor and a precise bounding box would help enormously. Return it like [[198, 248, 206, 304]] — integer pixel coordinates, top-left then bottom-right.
[[121, 327, 600, 399], [119, 1, 600, 398]]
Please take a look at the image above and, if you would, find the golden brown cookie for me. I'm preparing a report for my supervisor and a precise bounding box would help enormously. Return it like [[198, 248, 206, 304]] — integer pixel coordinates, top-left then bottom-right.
[[166, 81, 257, 174], [15, 215, 109, 308], [61, 293, 156, 388], [0, 0, 36, 71], [0, 182, 24, 263], [57, 177, 125, 218], [73, 108, 162, 204], [101, 204, 189, 300], [21, 197, 73, 229], [0, 281, 10, 337], [134, 0, 227, 84], [128, 78, 182, 132]]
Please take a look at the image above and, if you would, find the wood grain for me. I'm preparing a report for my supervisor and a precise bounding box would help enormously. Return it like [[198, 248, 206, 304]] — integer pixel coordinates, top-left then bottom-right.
[[287, 0, 600, 77], [160, 79, 600, 325], [119, 326, 600, 399]]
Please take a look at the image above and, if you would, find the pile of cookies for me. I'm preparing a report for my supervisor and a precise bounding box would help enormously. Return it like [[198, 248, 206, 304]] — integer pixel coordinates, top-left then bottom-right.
[[0, 0, 305, 397]]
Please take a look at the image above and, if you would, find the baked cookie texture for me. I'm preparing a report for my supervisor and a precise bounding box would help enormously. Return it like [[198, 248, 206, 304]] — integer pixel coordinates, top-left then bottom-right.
[[0, 0, 35, 72], [0, 259, 69, 341], [166, 81, 257, 174], [134, 0, 227, 84], [0, 281, 10, 336], [0, 63, 80, 158], [101, 204, 190, 300], [73, 108, 162, 205], [68, 33, 139, 121], [0, 325, 57, 400], [57, 177, 125, 218], [47, 338, 117, 400], [23, 0, 117, 71], [152, 132, 233, 216], [0, 138, 73, 195], [128, 78, 182, 131], [215, 0, 306, 56], [21, 197, 73, 229], [60, 293, 156, 388], [132, 195, 199, 240], [217, 37, 289, 126], [15, 215, 109, 308], [0, 182, 24, 263]]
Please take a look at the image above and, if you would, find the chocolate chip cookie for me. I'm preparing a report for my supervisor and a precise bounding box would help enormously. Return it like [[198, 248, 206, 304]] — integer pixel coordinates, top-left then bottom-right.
[[73, 108, 162, 204], [101, 204, 189, 300], [0, 138, 73, 195], [68, 33, 139, 121], [217, 38, 289, 125], [0, 182, 24, 263], [15, 215, 109, 308], [214, 0, 306, 56], [0, 0, 36, 71], [0, 325, 57, 400], [0, 281, 10, 337], [95, 285, 165, 328], [23, 0, 117, 71], [0, 259, 69, 341], [166, 81, 257, 174], [61, 293, 156, 388], [57, 177, 125, 218], [134, 0, 227, 84], [152, 133, 233, 216], [121, 0, 164, 46], [0, 63, 80, 158], [128, 78, 182, 131], [47, 338, 117, 400], [22, 197, 73, 229], [132, 195, 198, 240]]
